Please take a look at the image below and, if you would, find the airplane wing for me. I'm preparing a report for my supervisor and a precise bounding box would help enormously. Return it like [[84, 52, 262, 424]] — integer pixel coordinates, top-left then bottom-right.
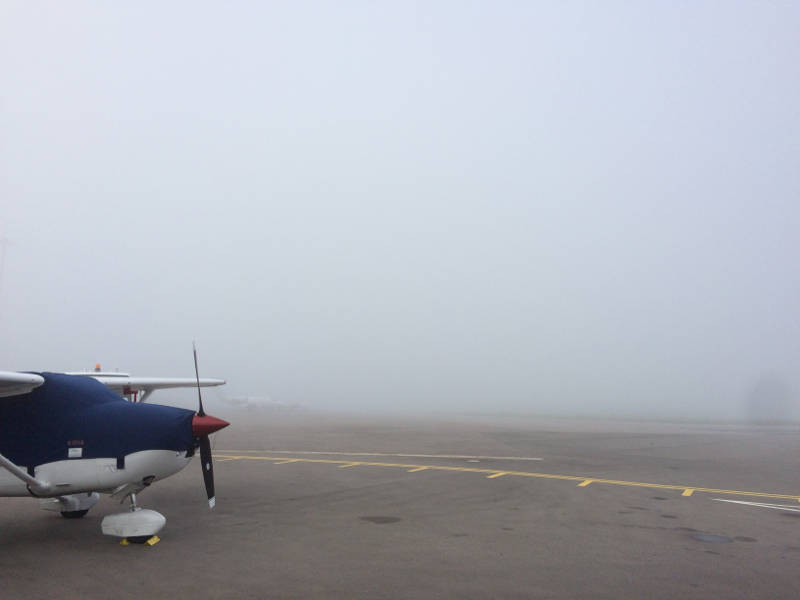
[[76, 375, 225, 402], [0, 371, 45, 398], [88, 376, 225, 392]]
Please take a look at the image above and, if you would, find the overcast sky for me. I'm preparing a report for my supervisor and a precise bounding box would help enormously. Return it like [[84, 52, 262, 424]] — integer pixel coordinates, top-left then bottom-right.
[[1, 1, 798, 419]]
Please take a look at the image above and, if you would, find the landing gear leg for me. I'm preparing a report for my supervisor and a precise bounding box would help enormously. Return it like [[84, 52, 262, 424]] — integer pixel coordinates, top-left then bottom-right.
[[124, 494, 151, 544]]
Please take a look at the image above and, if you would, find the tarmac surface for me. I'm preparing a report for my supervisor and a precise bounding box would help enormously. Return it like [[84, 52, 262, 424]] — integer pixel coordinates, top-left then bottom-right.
[[3, 411, 800, 599]]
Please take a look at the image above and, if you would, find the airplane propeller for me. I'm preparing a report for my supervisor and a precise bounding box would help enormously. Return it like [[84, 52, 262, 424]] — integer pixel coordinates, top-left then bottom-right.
[[191, 343, 229, 508]]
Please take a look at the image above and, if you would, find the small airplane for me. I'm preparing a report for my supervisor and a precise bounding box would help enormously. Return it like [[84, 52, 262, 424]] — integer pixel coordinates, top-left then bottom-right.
[[0, 349, 229, 543], [225, 395, 301, 411]]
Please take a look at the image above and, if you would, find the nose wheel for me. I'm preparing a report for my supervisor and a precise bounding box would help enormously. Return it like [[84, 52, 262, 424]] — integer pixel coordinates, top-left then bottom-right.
[[101, 492, 165, 544], [120, 493, 157, 544]]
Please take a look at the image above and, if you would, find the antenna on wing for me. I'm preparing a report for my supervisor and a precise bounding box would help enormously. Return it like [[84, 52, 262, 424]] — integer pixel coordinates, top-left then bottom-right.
[[192, 341, 205, 417]]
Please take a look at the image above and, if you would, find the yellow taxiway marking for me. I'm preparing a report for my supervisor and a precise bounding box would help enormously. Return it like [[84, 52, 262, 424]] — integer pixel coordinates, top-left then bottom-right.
[[408, 466, 429, 473], [486, 472, 507, 479], [274, 459, 300, 465], [682, 488, 695, 497], [338, 462, 360, 468], [578, 479, 593, 487], [219, 450, 543, 461], [214, 455, 800, 502]]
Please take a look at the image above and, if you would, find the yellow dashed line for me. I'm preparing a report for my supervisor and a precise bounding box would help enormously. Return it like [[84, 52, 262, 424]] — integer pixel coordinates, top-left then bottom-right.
[[214, 455, 800, 502], [578, 479, 593, 487], [486, 472, 507, 479]]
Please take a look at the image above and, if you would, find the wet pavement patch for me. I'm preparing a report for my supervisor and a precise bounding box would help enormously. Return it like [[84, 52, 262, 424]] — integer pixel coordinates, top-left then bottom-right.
[[360, 516, 401, 524], [692, 534, 733, 543]]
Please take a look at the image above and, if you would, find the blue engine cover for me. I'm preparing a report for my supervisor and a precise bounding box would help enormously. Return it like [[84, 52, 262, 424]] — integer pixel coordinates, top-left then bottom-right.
[[0, 373, 195, 468]]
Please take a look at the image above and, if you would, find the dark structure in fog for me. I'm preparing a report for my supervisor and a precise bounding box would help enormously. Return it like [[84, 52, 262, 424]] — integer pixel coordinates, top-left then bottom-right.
[[745, 374, 795, 423]]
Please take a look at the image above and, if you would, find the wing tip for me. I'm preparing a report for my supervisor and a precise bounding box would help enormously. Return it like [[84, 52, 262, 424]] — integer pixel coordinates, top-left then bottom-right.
[[0, 371, 46, 398]]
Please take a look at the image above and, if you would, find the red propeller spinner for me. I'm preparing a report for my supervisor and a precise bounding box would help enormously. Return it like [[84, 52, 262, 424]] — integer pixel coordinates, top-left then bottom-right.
[[192, 414, 230, 437]]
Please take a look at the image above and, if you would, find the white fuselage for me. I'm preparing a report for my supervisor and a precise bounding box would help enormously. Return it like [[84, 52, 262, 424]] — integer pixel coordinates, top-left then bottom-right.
[[0, 450, 193, 497]]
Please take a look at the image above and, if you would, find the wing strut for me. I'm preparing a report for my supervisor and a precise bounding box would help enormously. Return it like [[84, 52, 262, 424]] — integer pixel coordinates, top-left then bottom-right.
[[0, 453, 50, 495]]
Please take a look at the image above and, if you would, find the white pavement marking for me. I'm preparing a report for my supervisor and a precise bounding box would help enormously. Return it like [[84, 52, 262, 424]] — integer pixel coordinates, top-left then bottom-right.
[[712, 498, 800, 513], [219, 450, 543, 461]]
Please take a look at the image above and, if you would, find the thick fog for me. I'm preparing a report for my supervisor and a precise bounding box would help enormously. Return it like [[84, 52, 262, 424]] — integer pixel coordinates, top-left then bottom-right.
[[1, 2, 798, 421]]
